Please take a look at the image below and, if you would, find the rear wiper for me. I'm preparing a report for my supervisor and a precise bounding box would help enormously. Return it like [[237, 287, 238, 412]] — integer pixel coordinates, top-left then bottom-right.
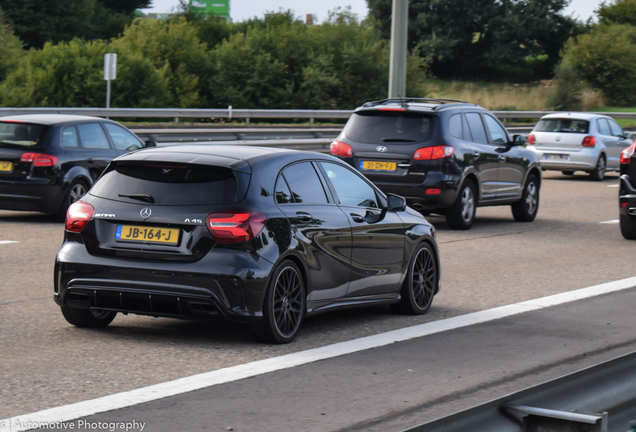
[[118, 193, 154, 203], [382, 138, 416, 142]]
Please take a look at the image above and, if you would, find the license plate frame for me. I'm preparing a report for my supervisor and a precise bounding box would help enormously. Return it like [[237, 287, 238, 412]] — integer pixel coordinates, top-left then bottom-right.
[[0, 161, 13, 173], [115, 225, 180, 245], [360, 161, 397, 171]]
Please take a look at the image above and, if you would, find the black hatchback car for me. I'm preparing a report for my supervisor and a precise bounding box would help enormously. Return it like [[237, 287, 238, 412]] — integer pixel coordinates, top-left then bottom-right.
[[619, 140, 636, 239], [55, 145, 440, 343], [331, 98, 542, 229], [0, 114, 148, 219]]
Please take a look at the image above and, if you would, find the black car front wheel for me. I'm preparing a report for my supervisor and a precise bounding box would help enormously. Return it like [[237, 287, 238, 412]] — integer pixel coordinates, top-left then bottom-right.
[[511, 174, 539, 222], [446, 180, 476, 230], [392, 242, 437, 315], [61, 306, 117, 328], [249, 260, 305, 344]]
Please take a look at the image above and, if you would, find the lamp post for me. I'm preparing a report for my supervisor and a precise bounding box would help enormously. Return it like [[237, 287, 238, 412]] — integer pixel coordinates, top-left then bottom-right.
[[388, 0, 408, 98]]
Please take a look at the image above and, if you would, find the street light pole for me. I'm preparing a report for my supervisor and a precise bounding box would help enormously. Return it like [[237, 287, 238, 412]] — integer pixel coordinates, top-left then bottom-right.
[[388, 0, 408, 98]]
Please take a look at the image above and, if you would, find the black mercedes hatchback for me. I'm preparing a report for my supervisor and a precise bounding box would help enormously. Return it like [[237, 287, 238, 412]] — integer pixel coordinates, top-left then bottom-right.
[[55, 145, 440, 343], [331, 98, 542, 229], [0, 114, 149, 219]]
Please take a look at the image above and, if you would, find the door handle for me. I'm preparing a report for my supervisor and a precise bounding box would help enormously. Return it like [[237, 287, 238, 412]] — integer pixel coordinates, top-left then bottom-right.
[[499, 155, 506, 162], [295, 212, 313, 222], [473, 151, 480, 158], [350, 213, 365, 223], [87, 158, 94, 163]]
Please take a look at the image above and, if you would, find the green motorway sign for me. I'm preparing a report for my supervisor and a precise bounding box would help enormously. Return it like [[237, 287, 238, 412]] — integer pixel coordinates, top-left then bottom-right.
[[189, 0, 230, 21]]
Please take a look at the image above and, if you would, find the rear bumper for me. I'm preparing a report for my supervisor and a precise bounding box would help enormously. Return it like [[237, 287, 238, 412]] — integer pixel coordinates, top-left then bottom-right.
[[619, 174, 636, 218], [54, 242, 274, 323], [0, 178, 62, 213], [371, 171, 460, 211], [527, 147, 599, 171]]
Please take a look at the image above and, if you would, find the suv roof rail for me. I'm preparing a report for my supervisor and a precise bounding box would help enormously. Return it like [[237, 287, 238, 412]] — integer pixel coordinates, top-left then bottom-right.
[[362, 97, 468, 109]]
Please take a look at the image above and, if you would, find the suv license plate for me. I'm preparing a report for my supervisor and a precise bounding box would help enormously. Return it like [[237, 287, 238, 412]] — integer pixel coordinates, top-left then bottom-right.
[[115, 225, 180, 245], [360, 161, 397, 171], [0, 161, 13, 172]]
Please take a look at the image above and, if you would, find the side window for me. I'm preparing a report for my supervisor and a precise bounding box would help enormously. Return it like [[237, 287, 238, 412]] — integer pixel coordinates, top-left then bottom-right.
[[77, 123, 111, 150], [320, 162, 378, 208], [465, 113, 488, 144], [449, 114, 463, 139], [61, 126, 79, 149], [281, 162, 328, 204], [104, 123, 142, 151], [597, 119, 611, 136], [483, 115, 508, 145], [609, 120, 623, 137], [275, 176, 293, 204]]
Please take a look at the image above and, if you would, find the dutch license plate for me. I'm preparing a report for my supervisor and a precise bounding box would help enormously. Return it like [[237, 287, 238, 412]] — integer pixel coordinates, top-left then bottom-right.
[[115, 225, 180, 245], [0, 161, 12, 172], [543, 154, 568, 161], [360, 161, 397, 171]]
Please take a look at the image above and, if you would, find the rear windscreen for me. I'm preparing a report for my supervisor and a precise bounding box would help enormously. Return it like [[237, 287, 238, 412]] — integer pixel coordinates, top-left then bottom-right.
[[535, 119, 589, 134], [0, 122, 47, 148], [344, 111, 434, 144], [90, 163, 242, 205]]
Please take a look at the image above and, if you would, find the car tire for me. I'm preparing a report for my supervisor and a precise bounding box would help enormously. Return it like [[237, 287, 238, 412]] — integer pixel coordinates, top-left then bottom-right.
[[562, 171, 575, 175], [61, 306, 116, 328], [55, 179, 89, 221], [620, 213, 636, 240], [511, 174, 539, 222], [391, 242, 437, 315], [446, 180, 476, 230], [589, 155, 606, 181], [249, 260, 305, 344]]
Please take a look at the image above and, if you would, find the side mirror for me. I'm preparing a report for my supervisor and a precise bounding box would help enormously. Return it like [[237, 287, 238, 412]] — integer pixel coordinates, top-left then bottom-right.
[[386, 193, 406, 212], [512, 135, 526, 146], [625, 133, 632, 140], [144, 140, 157, 148]]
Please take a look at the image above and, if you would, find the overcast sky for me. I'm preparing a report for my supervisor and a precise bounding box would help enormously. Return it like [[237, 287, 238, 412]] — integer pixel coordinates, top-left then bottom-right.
[[141, 0, 606, 23]]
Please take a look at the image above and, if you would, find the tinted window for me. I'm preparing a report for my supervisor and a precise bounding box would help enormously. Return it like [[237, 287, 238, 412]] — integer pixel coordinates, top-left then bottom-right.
[[90, 163, 239, 205], [344, 112, 434, 144], [597, 119, 611, 135], [281, 162, 328, 204], [320, 162, 378, 208], [61, 126, 79, 149], [465, 113, 488, 144], [483, 115, 508, 145], [609, 120, 623, 137], [78, 123, 110, 150], [535, 119, 589, 134], [0, 122, 46, 148], [104, 123, 142, 151], [275, 176, 293, 204], [449, 114, 462, 139]]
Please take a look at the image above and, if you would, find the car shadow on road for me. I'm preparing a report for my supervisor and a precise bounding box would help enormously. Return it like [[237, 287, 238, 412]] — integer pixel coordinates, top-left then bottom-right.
[[0, 211, 60, 224]]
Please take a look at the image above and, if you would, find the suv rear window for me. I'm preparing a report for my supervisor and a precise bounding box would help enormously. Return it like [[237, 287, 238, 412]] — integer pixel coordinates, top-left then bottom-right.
[[344, 111, 434, 144], [535, 119, 590, 134], [0, 122, 47, 148], [90, 163, 242, 205]]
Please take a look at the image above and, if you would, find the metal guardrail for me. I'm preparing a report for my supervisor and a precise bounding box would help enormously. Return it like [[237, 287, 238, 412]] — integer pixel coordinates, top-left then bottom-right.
[[402, 350, 636, 432]]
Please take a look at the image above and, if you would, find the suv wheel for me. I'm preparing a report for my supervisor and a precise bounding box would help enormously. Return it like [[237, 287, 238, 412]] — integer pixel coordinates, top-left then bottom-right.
[[589, 155, 606, 181], [511, 174, 539, 222], [446, 180, 476, 230]]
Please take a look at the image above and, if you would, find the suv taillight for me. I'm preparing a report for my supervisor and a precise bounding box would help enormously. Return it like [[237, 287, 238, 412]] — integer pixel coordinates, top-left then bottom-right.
[[527, 134, 536, 145], [582, 136, 596, 147], [206, 212, 266, 243], [20, 152, 58, 167], [330, 140, 353, 157], [65, 201, 94, 232], [621, 141, 636, 164], [413, 146, 454, 160]]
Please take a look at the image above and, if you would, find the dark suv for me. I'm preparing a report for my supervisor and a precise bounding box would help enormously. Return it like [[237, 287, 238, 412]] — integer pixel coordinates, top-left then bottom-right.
[[331, 98, 542, 229], [0, 114, 149, 219]]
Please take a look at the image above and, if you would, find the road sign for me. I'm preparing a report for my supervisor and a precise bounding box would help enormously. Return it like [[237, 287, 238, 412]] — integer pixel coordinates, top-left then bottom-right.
[[104, 53, 117, 81]]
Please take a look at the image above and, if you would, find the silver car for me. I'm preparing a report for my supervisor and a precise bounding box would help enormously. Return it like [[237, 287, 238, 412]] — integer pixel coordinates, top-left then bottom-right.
[[527, 112, 633, 180]]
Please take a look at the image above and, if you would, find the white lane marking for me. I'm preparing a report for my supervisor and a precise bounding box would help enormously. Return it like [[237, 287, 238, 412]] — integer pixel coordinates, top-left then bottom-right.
[[3, 276, 636, 431], [599, 219, 619, 224], [0, 241, 19, 245], [607, 184, 619, 188]]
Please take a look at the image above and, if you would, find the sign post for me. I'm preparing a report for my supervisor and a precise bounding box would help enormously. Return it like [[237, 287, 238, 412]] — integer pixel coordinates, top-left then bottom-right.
[[104, 53, 117, 108], [388, 0, 408, 98]]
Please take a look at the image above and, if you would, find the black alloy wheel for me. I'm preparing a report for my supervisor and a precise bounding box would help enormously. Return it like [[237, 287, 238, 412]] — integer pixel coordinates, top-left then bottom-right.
[[446, 180, 476, 230], [61, 306, 117, 328], [55, 179, 88, 221], [391, 242, 437, 315], [511, 174, 539, 222], [250, 260, 305, 344], [590, 155, 606, 181]]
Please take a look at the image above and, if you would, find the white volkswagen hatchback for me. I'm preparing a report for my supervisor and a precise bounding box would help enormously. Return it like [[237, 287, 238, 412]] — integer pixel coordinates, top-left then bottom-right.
[[527, 112, 633, 180]]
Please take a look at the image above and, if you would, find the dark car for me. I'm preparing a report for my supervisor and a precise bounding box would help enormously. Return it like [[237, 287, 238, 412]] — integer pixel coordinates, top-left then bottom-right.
[[330, 98, 542, 229], [54, 145, 440, 344], [0, 114, 150, 219], [619, 140, 636, 239]]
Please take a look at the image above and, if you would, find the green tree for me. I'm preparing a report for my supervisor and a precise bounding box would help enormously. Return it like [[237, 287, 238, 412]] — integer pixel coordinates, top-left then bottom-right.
[[562, 24, 636, 105], [546, 62, 583, 110], [0, 9, 23, 82], [597, 0, 636, 25]]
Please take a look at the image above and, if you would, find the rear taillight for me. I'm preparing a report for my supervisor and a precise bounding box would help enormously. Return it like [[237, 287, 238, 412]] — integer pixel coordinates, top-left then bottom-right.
[[621, 141, 636, 164], [582, 136, 596, 147], [330, 140, 353, 157], [65, 201, 94, 232], [413, 146, 454, 160], [527, 134, 536, 145], [206, 212, 266, 243], [20, 152, 58, 167]]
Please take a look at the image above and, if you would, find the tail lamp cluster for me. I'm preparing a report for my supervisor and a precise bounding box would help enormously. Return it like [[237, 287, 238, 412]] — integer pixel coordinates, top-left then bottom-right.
[[20, 153, 58, 167], [413, 146, 454, 160], [330, 140, 353, 157], [621, 141, 636, 164], [526, 134, 596, 147]]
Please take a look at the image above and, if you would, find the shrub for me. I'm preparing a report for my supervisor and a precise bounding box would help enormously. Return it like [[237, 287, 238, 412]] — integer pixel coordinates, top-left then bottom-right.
[[546, 62, 583, 110]]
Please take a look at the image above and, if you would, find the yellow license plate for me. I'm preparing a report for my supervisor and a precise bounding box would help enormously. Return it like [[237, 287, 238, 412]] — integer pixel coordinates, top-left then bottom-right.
[[361, 161, 397, 171], [0, 161, 12, 172], [115, 225, 180, 245]]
